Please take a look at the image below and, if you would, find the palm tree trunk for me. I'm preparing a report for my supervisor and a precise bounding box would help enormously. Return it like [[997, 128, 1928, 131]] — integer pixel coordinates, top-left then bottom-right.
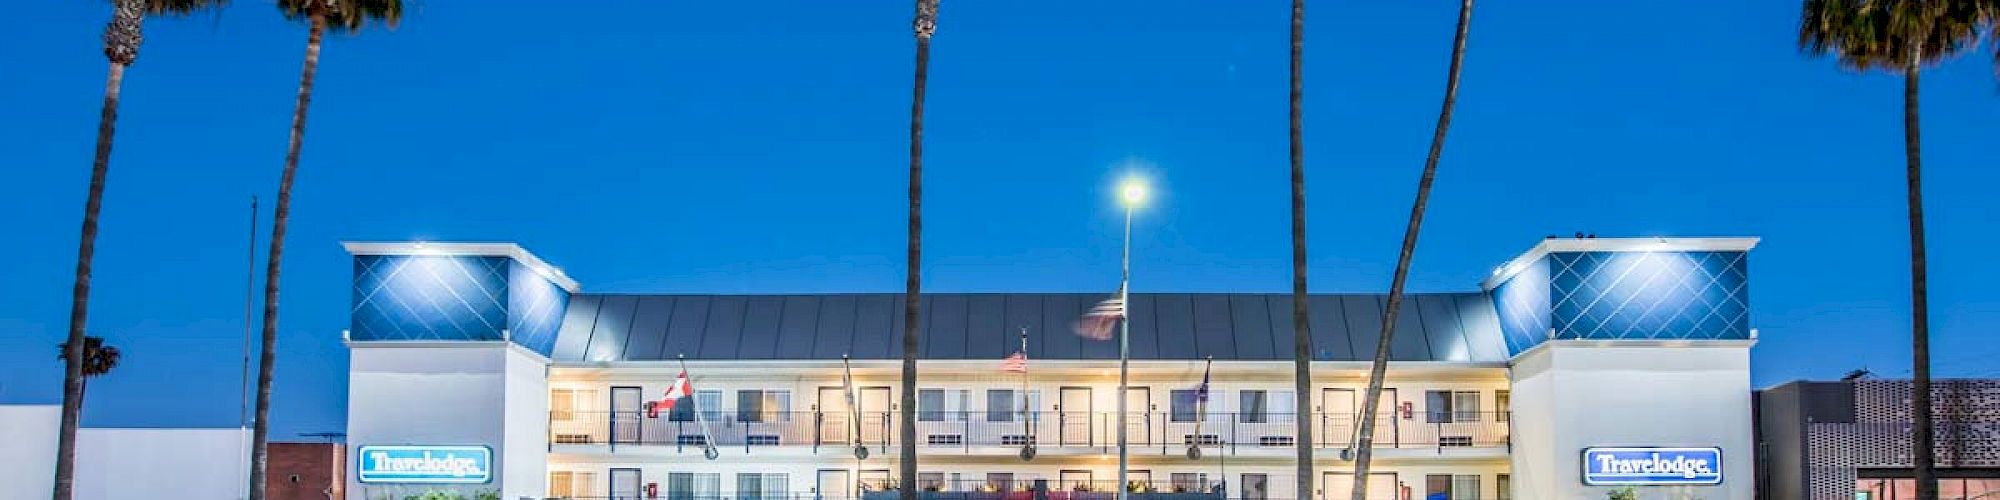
[[1351, 2, 1473, 498], [55, 2, 143, 498], [1285, 2, 1313, 500], [54, 60, 123, 500], [901, 2, 937, 498], [1903, 60, 1937, 500], [249, 15, 324, 500]]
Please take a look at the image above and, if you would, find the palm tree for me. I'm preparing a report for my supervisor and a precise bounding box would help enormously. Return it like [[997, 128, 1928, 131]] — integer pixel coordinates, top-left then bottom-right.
[[900, 1, 939, 498], [1285, 2, 1314, 500], [1799, 1, 1994, 498], [54, 2, 223, 500], [56, 336, 123, 393], [1350, 1, 1475, 498], [248, 1, 401, 499]]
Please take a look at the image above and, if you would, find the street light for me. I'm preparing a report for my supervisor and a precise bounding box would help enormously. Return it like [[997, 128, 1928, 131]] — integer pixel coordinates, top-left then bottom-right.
[[1116, 177, 1146, 500]]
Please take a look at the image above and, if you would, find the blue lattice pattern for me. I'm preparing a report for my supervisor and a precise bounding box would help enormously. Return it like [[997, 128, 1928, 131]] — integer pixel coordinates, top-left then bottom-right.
[[1549, 251, 1750, 341], [1492, 258, 1553, 356], [351, 255, 511, 342], [507, 261, 569, 355]]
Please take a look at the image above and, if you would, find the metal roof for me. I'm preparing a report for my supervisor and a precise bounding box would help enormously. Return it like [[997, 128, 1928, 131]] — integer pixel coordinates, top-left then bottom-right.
[[549, 293, 1506, 363]]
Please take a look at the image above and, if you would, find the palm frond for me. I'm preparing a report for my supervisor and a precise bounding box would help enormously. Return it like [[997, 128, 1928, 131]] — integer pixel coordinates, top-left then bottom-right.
[[1798, 0, 1991, 73], [277, 0, 402, 33], [136, 0, 229, 16], [57, 336, 121, 378]]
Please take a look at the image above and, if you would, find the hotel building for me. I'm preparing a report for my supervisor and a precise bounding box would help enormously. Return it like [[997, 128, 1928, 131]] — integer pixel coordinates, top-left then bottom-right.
[[340, 236, 1759, 500]]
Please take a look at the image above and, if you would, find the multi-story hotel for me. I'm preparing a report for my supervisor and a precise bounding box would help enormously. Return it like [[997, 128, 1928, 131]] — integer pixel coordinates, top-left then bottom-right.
[[340, 236, 1759, 500]]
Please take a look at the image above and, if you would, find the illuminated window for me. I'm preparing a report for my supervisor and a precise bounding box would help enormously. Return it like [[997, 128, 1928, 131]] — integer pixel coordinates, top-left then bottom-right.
[[668, 473, 719, 500], [1426, 391, 1481, 423], [1426, 474, 1480, 500], [735, 390, 792, 422], [737, 473, 787, 500], [548, 471, 596, 498]]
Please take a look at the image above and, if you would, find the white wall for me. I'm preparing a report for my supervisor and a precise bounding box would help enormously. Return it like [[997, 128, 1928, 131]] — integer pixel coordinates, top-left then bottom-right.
[[0, 407, 249, 500], [502, 346, 550, 499], [1508, 341, 1754, 500], [75, 428, 250, 500], [346, 342, 548, 500], [0, 405, 59, 500]]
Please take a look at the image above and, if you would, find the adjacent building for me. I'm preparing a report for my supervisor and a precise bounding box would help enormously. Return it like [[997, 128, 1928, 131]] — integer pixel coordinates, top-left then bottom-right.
[[341, 237, 1760, 500], [1756, 379, 2000, 499]]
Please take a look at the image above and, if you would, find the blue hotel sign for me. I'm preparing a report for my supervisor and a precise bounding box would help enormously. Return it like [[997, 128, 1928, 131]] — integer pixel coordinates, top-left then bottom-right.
[[356, 445, 492, 484], [1581, 447, 1724, 486]]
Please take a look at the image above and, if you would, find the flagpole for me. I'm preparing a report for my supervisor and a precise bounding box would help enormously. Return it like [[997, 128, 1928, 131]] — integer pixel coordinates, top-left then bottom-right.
[[677, 354, 719, 460], [842, 355, 868, 460], [1117, 201, 1132, 500], [1189, 356, 1212, 460], [1018, 328, 1035, 461]]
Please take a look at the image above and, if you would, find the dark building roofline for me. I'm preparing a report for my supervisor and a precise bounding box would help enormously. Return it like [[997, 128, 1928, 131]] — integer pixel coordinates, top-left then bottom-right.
[[550, 292, 1506, 363]]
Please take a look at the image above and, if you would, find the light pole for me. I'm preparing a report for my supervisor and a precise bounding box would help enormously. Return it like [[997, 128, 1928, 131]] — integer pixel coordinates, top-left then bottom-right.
[[1116, 178, 1146, 500]]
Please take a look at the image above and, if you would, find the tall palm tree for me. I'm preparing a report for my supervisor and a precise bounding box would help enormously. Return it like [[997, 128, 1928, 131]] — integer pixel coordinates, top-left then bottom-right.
[[54, 2, 223, 500], [248, 2, 401, 499], [901, 1, 939, 498], [1285, 2, 1314, 500], [1350, 1, 1475, 498], [1799, 1, 1994, 498]]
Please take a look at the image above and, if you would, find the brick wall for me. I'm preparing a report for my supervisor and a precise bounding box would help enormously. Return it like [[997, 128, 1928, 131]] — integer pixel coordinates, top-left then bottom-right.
[[267, 443, 344, 500]]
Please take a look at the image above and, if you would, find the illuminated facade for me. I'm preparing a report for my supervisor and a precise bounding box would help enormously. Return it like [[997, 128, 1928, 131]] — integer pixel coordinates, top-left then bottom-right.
[[339, 237, 1759, 500]]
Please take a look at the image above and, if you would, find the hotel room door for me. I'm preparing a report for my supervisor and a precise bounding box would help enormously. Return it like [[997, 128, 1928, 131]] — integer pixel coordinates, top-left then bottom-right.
[[1321, 387, 1393, 447], [816, 469, 851, 500], [1320, 472, 1396, 500], [611, 386, 643, 444], [609, 468, 642, 500], [1125, 387, 1152, 445], [1058, 387, 1092, 445], [817, 386, 851, 444], [858, 386, 892, 444]]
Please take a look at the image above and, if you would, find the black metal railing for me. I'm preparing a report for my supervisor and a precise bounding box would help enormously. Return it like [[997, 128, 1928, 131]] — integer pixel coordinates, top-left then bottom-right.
[[549, 411, 1509, 454], [855, 478, 1225, 500]]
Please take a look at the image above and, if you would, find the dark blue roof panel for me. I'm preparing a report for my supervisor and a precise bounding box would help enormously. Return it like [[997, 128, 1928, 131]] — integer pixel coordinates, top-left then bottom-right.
[[551, 292, 1506, 363]]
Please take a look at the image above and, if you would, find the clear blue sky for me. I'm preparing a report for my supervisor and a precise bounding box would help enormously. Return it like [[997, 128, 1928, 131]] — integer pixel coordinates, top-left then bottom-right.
[[2, 1, 1995, 440]]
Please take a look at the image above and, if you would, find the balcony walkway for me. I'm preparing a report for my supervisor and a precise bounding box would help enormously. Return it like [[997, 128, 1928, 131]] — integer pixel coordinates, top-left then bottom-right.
[[550, 411, 1508, 457]]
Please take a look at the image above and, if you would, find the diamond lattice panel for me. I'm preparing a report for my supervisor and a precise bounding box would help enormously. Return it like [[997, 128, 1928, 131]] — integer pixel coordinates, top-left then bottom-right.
[[351, 255, 510, 342], [1492, 258, 1552, 356], [1548, 251, 1750, 341], [506, 261, 568, 355]]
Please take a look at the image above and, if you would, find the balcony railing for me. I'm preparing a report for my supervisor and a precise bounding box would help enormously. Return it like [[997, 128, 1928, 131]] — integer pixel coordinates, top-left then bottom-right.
[[855, 478, 1225, 500], [549, 411, 1508, 455]]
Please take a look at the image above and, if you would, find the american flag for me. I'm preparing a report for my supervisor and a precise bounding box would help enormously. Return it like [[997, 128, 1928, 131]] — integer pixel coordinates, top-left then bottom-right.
[[1001, 351, 1028, 373], [1073, 290, 1126, 340]]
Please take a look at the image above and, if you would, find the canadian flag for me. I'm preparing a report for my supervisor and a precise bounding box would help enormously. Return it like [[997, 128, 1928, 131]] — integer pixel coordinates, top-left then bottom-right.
[[653, 371, 693, 416]]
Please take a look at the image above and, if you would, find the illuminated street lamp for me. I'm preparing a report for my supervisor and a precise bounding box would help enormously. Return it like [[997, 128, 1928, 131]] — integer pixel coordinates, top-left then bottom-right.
[[1116, 177, 1146, 500]]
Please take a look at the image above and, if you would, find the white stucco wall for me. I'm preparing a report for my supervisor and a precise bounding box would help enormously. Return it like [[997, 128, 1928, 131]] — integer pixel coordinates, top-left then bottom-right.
[[1508, 340, 1755, 500], [0, 407, 248, 500], [346, 342, 547, 500], [502, 346, 550, 499], [75, 428, 251, 500], [0, 405, 59, 500]]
